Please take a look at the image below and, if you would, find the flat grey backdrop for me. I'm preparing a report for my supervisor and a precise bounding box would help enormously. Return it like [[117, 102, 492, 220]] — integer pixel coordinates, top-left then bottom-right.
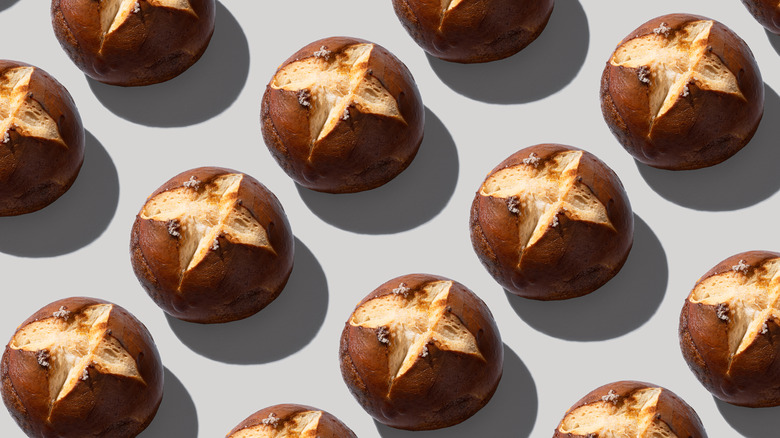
[[1, 1, 779, 437]]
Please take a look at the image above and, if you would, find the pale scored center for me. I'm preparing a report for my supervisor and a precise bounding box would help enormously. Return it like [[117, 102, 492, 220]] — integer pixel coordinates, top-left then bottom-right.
[[271, 44, 404, 155], [610, 20, 743, 125], [230, 411, 322, 438], [350, 281, 483, 387], [479, 151, 613, 263], [140, 174, 274, 283], [690, 259, 780, 366], [10, 305, 144, 414], [0, 67, 65, 146], [559, 388, 678, 438], [100, 0, 196, 39]]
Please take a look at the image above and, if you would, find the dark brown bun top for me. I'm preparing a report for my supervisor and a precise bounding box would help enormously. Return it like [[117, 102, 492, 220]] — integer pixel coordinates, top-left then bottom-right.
[[391, 0, 554, 63], [51, 0, 216, 86], [601, 13, 763, 170], [470, 144, 634, 300], [740, 0, 780, 34], [226, 404, 357, 438], [261, 36, 425, 193], [1, 297, 164, 438], [130, 166, 295, 324], [340, 273, 503, 430], [0, 60, 84, 216], [554, 381, 707, 438], [680, 250, 780, 407]]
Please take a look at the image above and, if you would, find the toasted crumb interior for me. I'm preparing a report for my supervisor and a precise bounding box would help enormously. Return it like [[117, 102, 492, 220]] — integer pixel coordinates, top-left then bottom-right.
[[0, 67, 65, 146], [230, 411, 322, 438], [140, 174, 273, 281], [559, 388, 677, 438], [611, 20, 742, 123], [350, 281, 482, 385], [479, 151, 612, 263], [271, 44, 404, 151], [690, 259, 780, 361], [10, 305, 144, 409]]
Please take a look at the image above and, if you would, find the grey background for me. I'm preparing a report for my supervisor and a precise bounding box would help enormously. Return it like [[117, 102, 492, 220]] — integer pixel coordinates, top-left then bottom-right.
[[1, 1, 779, 437]]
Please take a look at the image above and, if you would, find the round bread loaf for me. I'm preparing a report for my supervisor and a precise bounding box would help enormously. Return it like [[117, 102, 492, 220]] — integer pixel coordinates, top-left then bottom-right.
[[0, 60, 84, 216], [391, 0, 554, 63], [51, 0, 216, 86], [261, 36, 424, 193], [680, 250, 780, 407], [1, 297, 164, 438], [130, 167, 295, 323], [470, 144, 633, 300], [600, 14, 763, 170], [339, 273, 503, 430]]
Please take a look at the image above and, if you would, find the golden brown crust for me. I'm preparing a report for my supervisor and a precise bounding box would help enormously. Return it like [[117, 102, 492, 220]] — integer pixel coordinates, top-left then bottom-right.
[[50, 0, 216, 86], [339, 274, 502, 430], [469, 144, 634, 300], [0, 297, 164, 438], [553, 381, 707, 438], [390, 0, 554, 63], [740, 0, 780, 34], [679, 250, 780, 407], [129, 167, 295, 323], [260, 36, 424, 193], [0, 60, 84, 216], [600, 14, 764, 170], [226, 404, 357, 438]]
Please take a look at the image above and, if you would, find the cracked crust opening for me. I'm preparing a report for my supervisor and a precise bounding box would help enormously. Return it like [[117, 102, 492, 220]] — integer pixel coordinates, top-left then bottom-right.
[[0, 67, 65, 147], [11, 305, 143, 407], [560, 388, 676, 438], [554, 381, 707, 438], [271, 43, 403, 147], [226, 404, 357, 438], [350, 281, 482, 383], [140, 173, 272, 279], [611, 20, 742, 124]]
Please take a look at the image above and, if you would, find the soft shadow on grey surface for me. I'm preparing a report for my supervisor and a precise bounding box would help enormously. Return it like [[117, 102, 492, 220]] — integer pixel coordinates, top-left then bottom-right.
[[88, 2, 249, 127], [0, 0, 19, 12], [508, 215, 667, 341], [375, 344, 536, 438], [138, 367, 197, 438], [426, 0, 588, 104], [636, 84, 780, 211], [715, 398, 780, 438], [166, 238, 327, 364], [768, 30, 780, 55], [297, 107, 458, 234], [0, 131, 119, 257]]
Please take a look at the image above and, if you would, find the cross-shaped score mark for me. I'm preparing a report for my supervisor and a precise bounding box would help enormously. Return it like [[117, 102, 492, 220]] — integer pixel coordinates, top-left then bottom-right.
[[610, 20, 743, 126], [100, 0, 195, 39], [690, 259, 780, 364], [271, 44, 404, 155], [479, 151, 613, 261], [0, 67, 65, 147], [349, 281, 483, 387], [140, 174, 274, 282], [558, 388, 677, 437], [9, 305, 144, 412], [231, 411, 323, 438]]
